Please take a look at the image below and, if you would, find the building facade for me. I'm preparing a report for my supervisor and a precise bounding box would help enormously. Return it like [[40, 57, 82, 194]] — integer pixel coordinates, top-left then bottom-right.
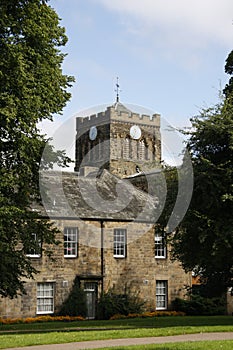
[[1, 216, 191, 319], [0, 102, 192, 319]]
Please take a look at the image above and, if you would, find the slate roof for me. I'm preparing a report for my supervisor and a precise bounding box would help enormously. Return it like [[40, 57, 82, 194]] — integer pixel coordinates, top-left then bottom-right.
[[38, 169, 158, 222]]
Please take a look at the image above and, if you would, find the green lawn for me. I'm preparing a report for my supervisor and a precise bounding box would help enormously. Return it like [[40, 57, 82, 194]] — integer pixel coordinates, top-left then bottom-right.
[[1, 315, 232, 332], [0, 316, 232, 349], [95, 341, 233, 350]]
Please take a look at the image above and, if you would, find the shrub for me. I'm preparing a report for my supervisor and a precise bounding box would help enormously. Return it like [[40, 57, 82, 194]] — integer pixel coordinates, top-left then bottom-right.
[[172, 295, 226, 315], [97, 289, 145, 320], [58, 278, 87, 317]]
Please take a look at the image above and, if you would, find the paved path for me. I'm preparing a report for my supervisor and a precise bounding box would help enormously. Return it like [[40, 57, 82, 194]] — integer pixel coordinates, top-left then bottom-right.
[[5, 332, 233, 350]]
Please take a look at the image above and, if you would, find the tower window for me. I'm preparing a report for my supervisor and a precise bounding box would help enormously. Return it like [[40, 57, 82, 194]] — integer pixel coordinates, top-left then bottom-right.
[[123, 138, 130, 159], [138, 140, 145, 160]]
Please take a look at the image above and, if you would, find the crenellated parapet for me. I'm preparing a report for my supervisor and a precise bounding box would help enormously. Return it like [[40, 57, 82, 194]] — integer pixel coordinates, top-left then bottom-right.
[[75, 102, 161, 176], [76, 103, 160, 138], [109, 104, 160, 128], [76, 111, 110, 138]]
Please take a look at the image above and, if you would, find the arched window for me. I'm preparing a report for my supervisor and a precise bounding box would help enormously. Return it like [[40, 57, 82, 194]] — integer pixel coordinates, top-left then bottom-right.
[[87, 142, 91, 161], [123, 138, 130, 159], [138, 140, 145, 160], [145, 141, 149, 160], [96, 140, 101, 160]]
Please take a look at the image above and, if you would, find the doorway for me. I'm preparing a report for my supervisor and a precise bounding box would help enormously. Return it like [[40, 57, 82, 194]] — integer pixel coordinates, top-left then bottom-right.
[[84, 282, 97, 319]]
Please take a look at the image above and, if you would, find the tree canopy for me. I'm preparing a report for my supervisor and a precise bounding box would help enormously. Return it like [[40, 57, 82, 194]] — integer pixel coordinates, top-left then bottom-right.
[[172, 51, 233, 296], [0, 0, 74, 298], [223, 50, 233, 97]]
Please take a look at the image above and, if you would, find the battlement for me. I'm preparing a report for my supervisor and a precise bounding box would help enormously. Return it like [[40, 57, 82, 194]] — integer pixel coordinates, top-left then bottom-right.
[[111, 108, 160, 125], [76, 110, 111, 135], [77, 111, 108, 125], [76, 103, 160, 134]]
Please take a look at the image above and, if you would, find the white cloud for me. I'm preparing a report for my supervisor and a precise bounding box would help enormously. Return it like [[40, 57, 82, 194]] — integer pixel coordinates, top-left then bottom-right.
[[39, 115, 76, 171], [95, 0, 233, 48]]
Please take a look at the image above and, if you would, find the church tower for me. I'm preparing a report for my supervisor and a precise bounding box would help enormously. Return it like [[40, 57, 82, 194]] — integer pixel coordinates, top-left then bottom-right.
[[75, 102, 161, 178]]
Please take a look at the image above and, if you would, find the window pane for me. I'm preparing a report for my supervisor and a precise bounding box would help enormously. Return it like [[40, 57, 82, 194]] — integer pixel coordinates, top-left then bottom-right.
[[26, 233, 41, 257], [156, 280, 167, 310], [64, 227, 78, 257], [155, 232, 166, 258], [37, 283, 54, 314], [114, 229, 126, 257]]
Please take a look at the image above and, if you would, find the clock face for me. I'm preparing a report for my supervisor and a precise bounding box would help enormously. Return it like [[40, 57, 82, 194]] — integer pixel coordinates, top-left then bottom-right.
[[130, 125, 141, 140], [89, 126, 97, 140]]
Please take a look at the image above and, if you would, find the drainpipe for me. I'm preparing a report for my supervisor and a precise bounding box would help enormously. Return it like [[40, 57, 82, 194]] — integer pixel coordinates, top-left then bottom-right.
[[100, 220, 104, 294]]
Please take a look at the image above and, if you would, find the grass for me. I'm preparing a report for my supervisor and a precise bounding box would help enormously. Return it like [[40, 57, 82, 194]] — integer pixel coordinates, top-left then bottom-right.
[[94, 340, 233, 350], [1, 315, 233, 332], [0, 316, 232, 349]]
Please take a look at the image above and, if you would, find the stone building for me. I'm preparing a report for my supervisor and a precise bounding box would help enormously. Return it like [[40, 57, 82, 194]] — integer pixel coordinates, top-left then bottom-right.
[[0, 102, 192, 319], [75, 101, 161, 177]]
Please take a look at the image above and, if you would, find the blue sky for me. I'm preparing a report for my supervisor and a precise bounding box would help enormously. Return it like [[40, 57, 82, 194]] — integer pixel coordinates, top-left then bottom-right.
[[43, 0, 233, 166]]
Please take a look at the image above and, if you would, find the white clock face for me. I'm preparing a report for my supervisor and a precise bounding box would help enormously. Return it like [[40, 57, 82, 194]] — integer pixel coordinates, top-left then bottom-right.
[[130, 125, 141, 140], [89, 126, 97, 140]]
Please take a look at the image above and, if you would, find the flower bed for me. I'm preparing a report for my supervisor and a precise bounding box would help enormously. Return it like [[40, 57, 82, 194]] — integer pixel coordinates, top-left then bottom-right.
[[0, 315, 85, 325], [110, 310, 186, 320], [0, 311, 185, 324]]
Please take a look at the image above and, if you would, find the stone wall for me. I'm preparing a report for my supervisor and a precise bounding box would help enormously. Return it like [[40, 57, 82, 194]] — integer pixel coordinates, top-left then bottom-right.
[[103, 221, 191, 310], [0, 219, 191, 318], [75, 104, 161, 177], [75, 124, 110, 172]]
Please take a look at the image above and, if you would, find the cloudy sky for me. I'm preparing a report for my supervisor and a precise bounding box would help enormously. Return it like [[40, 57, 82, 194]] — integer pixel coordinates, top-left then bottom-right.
[[44, 0, 233, 166]]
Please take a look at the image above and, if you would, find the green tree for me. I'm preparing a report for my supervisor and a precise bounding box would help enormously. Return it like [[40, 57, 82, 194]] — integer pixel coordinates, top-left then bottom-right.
[[172, 61, 233, 296], [58, 278, 87, 317], [0, 0, 74, 298], [223, 50, 233, 97]]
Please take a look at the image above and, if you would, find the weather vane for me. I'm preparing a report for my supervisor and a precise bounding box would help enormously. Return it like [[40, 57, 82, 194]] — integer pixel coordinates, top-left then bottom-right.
[[115, 77, 121, 103]]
